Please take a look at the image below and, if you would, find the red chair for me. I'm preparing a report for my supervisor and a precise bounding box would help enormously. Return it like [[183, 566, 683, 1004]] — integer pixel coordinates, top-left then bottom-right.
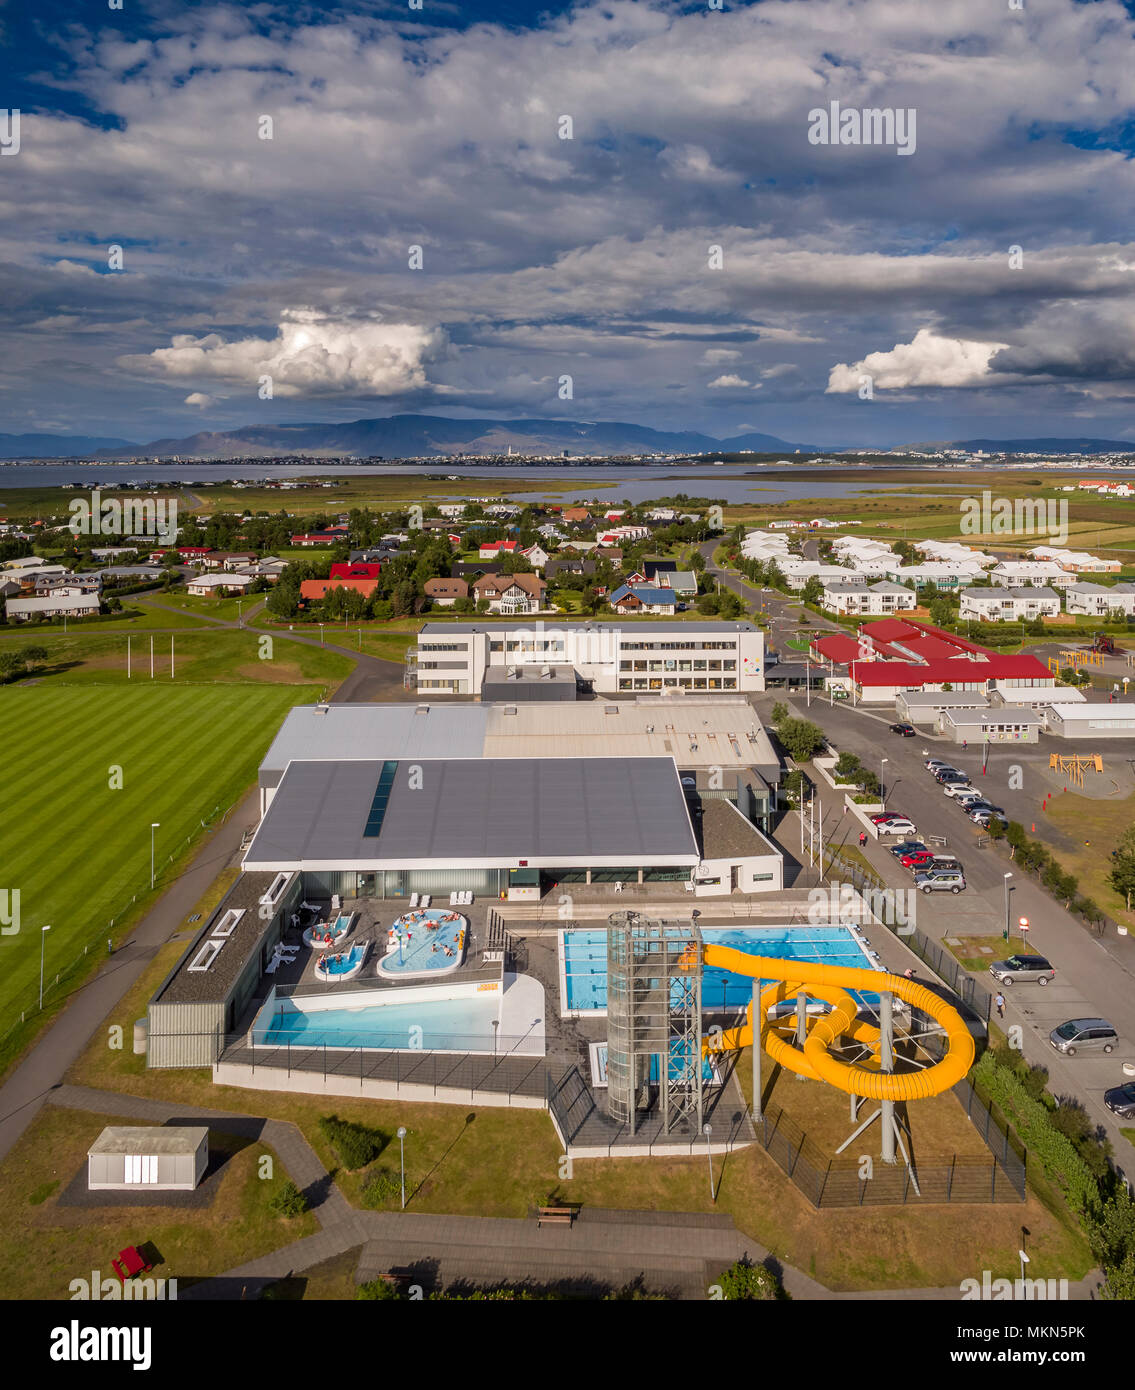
[[112, 1246, 151, 1282]]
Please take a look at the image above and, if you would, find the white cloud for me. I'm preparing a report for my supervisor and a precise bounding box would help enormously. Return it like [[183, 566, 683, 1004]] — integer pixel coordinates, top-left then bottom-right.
[[700, 348, 742, 366], [826, 328, 1010, 392], [707, 374, 758, 389], [126, 309, 446, 398], [184, 392, 216, 407]]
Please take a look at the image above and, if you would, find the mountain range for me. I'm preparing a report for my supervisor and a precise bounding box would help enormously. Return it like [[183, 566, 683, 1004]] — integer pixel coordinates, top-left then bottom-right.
[[0, 416, 1132, 460]]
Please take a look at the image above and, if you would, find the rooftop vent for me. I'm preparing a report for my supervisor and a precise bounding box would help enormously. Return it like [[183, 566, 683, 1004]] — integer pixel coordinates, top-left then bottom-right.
[[259, 872, 289, 908], [503, 705, 518, 715], [187, 939, 224, 973], [415, 705, 430, 715], [211, 908, 246, 939]]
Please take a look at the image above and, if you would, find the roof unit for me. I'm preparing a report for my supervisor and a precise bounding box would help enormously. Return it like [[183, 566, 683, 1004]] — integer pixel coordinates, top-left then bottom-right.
[[187, 939, 224, 973], [211, 908, 246, 939]]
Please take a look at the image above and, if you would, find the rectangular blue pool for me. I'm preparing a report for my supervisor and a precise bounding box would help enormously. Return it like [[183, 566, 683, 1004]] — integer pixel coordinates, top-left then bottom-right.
[[562, 925, 878, 1014], [253, 993, 502, 1052]]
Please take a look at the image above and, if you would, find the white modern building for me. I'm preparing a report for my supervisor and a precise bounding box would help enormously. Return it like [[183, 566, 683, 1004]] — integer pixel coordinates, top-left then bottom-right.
[[1063, 583, 1135, 618], [1042, 703, 1135, 739], [883, 562, 986, 590], [989, 561, 1077, 589], [415, 620, 765, 697], [820, 580, 917, 616], [959, 587, 1062, 622], [1028, 547, 1121, 574], [5, 592, 100, 621]]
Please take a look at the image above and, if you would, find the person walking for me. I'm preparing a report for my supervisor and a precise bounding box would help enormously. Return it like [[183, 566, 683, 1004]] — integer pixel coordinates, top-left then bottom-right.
[[859, 831, 867, 848], [995, 991, 1006, 1019]]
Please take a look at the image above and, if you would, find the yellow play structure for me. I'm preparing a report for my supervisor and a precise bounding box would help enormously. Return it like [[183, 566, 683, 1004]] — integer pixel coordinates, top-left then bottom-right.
[[1048, 649, 1104, 675], [1048, 751, 1104, 789], [679, 942, 975, 1102]]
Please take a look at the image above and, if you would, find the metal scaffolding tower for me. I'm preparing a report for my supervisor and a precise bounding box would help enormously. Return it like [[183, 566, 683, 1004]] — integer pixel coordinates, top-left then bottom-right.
[[606, 911, 704, 1136]]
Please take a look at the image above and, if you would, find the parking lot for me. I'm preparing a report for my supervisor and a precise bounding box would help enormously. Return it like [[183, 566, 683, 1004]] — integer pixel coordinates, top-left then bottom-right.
[[764, 693, 1135, 1171]]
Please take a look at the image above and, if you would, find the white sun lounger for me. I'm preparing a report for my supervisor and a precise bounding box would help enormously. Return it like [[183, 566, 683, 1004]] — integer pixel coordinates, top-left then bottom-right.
[[420, 894, 431, 909], [265, 956, 281, 974], [409, 893, 419, 909]]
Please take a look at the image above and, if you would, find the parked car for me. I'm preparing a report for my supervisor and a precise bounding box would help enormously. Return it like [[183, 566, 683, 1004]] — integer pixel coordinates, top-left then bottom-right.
[[868, 812, 901, 824], [925, 758, 955, 771], [934, 769, 970, 786], [953, 788, 986, 806], [1104, 1082, 1135, 1118], [915, 869, 966, 894], [889, 839, 928, 858], [890, 723, 916, 736], [989, 954, 1056, 985], [875, 818, 916, 836], [900, 848, 937, 868], [970, 806, 1007, 825], [943, 782, 979, 799], [1049, 1018, 1118, 1056]]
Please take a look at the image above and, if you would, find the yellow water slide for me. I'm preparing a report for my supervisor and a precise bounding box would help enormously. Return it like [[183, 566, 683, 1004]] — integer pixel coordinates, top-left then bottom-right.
[[685, 944, 975, 1103]]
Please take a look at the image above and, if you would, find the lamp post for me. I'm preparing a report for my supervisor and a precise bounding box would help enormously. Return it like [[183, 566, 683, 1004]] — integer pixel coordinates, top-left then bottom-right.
[[1003, 872, 1013, 942], [703, 1122, 716, 1201], [39, 925, 50, 1010], [150, 822, 160, 889], [880, 757, 888, 810], [319, 622, 325, 647], [491, 1018, 499, 1058], [237, 600, 243, 627], [397, 1126, 407, 1210]]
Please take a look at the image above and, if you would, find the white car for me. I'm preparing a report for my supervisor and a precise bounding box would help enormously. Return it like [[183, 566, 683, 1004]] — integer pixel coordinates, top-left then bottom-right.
[[876, 818, 917, 835], [953, 788, 985, 806], [943, 783, 977, 799], [924, 759, 955, 772]]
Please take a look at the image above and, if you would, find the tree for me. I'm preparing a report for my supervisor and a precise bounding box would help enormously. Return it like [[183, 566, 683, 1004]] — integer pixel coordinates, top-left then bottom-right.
[[770, 701, 788, 726], [695, 593, 721, 616], [1107, 826, 1135, 910], [19, 645, 48, 673], [718, 590, 744, 620], [775, 717, 826, 763], [800, 576, 823, 606]]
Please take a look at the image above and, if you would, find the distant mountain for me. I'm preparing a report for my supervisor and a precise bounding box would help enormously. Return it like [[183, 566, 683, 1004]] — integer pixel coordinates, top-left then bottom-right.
[[935, 437, 1135, 455], [78, 414, 808, 460], [0, 432, 137, 459]]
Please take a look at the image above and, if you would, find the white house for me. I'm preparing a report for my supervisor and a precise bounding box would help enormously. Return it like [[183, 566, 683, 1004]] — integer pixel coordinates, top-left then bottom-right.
[[520, 544, 550, 569], [884, 562, 986, 590], [820, 580, 917, 616], [1063, 582, 1135, 618], [5, 592, 100, 621], [959, 587, 1062, 622], [989, 561, 1076, 589], [186, 573, 256, 596], [1028, 547, 1121, 574]]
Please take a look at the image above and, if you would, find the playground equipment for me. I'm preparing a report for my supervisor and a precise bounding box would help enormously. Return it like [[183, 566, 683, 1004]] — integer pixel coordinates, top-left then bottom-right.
[[1048, 751, 1104, 789], [1049, 648, 1104, 675], [1090, 633, 1119, 656]]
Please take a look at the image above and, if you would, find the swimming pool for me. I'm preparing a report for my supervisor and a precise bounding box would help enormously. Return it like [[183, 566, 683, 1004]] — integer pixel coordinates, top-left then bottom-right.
[[253, 991, 506, 1052], [375, 910, 468, 978], [561, 925, 879, 1015]]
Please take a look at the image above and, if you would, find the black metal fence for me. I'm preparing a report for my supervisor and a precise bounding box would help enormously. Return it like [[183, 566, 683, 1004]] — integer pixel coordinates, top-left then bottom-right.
[[751, 1096, 1026, 1207]]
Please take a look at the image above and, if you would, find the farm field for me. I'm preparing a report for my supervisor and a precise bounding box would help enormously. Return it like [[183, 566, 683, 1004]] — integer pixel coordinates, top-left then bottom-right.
[[0, 684, 319, 1036]]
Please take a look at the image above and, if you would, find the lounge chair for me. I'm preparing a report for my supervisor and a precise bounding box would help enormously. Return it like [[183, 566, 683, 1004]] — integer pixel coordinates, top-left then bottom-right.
[[265, 957, 280, 975], [420, 894, 431, 909], [409, 893, 419, 909]]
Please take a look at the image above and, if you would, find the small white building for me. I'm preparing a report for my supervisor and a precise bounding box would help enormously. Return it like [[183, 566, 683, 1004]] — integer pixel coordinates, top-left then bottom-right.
[[959, 587, 1062, 622], [186, 573, 256, 596], [5, 592, 100, 621], [820, 580, 917, 617], [87, 1126, 209, 1191], [1042, 703, 1135, 739], [1063, 583, 1135, 618], [989, 561, 1076, 589], [938, 708, 1042, 744]]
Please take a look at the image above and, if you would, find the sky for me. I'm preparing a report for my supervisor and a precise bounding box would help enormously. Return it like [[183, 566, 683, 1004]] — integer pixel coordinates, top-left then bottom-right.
[[2, 0, 1135, 449]]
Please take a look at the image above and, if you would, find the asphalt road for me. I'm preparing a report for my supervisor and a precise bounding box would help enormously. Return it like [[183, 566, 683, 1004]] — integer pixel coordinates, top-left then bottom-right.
[[765, 692, 1135, 1171]]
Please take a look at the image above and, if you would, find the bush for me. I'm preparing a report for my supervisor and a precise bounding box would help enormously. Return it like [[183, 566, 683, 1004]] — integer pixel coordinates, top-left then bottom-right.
[[268, 1180, 309, 1218], [357, 1277, 400, 1300], [716, 1258, 782, 1300], [318, 1115, 387, 1170], [361, 1168, 402, 1208]]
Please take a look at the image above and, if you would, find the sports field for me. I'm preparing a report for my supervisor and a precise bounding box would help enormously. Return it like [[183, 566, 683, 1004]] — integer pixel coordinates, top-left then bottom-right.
[[0, 684, 318, 1035]]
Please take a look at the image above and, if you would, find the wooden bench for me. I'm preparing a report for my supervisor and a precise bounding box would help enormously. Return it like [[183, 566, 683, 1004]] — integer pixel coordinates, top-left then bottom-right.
[[536, 1206, 575, 1228]]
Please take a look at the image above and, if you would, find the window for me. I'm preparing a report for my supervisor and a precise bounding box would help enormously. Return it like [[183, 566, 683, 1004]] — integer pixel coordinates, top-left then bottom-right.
[[125, 1154, 159, 1184]]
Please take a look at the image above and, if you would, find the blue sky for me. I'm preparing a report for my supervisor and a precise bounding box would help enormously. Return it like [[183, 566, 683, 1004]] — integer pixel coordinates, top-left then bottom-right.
[[2, 0, 1135, 447]]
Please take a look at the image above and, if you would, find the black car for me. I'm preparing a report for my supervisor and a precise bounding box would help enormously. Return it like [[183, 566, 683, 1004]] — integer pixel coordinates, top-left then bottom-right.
[[889, 839, 928, 858], [890, 723, 916, 736], [1104, 1082, 1135, 1118], [934, 769, 970, 785]]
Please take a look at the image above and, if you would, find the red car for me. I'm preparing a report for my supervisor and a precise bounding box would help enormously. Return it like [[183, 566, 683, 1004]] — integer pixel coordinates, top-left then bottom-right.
[[900, 849, 937, 869]]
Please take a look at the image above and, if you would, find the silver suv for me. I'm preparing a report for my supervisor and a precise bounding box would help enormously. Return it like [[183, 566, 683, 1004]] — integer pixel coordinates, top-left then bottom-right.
[[990, 954, 1056, 986], [1049, 1018, 1118, 1056], [914, 869, 966, 894]]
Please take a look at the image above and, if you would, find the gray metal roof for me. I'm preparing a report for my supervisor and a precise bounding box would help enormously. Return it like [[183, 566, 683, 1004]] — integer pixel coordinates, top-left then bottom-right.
[[259, 703, 490, 782], [245, 757, 699, 867], [88, 1126, 209, 1156], [418, 620, 757, 635]]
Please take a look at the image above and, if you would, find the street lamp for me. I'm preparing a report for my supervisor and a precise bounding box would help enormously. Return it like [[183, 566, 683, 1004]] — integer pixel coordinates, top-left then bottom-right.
[[491, 1018, 499, 1058], [703, 1122, 716, 1202], [1003, 872, 1013, 942], [397, 1126, 407, 1210], [150, 822, 160, 889], [39, 925, 50, 1010], [880, 757, 888, 810]]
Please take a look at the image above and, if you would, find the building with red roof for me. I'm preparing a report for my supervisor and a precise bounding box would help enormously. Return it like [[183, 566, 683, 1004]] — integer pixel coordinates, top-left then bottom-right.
[[329, 561, 381, 581], [299, 578, 379, 603]]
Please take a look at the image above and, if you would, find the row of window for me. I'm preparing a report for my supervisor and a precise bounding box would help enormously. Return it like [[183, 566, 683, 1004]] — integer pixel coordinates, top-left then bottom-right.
[[618, 677, 737, 691], [619, 659, 736, 672], [619, 640, 739, 652], [419, 643, 469, 653], [489, 640, 565, 652]]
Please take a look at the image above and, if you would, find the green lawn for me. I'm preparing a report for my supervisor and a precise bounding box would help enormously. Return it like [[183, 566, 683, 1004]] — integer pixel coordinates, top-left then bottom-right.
[[0, 629, 352, 688], [0, 603, 213, 635], [0, 684, 320, 1038], [138, 592, 253, 623]]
